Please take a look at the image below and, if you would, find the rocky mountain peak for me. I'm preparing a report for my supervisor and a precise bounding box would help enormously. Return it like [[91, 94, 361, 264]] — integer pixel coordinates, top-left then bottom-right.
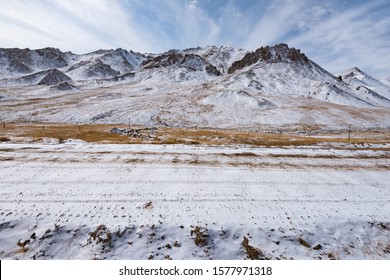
[[141, 52, 183, 69], [141, 52, 221, 76], [228, 43, 309, 74]]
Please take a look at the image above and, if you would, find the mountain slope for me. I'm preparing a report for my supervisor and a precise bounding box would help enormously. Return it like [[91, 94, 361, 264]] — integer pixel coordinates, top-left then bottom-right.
[[339, 67, 390, 100], [99, 48, 145, 74], [136, 51, 221, 82], [0, 69, 71, 86], [189, 45, 248, 74], [66, 59, 120, 80], [221, 44, 375, 108], [0, 47, 70, 78], [0, 47, 146, 82]]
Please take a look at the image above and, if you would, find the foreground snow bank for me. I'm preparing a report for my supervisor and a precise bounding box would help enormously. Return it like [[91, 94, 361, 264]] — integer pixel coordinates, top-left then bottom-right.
[[0, 143, 389, 259]]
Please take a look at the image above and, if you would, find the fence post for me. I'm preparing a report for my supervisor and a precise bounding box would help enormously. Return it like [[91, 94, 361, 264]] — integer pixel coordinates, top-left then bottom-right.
[[348, 124, 351, 142]]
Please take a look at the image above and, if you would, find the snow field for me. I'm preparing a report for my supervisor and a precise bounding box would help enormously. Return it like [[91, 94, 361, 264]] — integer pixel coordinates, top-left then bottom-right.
[[0, 142, 389, 259]]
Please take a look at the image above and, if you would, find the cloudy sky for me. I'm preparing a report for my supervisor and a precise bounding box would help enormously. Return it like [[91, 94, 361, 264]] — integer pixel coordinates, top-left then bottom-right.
[[0, 0, 389, 76]]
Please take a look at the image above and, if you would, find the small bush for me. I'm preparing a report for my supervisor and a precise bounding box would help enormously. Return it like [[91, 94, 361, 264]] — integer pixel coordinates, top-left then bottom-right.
[[89, 225, 112, 244], [242, 236, 263, 260], [191, 226, 208, 247]]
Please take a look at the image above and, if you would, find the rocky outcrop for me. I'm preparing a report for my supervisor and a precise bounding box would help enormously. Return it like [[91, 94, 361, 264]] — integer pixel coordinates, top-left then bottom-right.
[[141, 52, 220, 76], [141, 52, 183, 69], [38, 69, 71, 85], [228, 43, 309, 74]]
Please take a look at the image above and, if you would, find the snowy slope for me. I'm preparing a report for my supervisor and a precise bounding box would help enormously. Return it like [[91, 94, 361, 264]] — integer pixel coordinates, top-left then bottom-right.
[[0, 47, 146, 82], [222, 44, 376, 108], [64, 49, 146, 81], [99, 49, 145, 74], [188, 45, 248, 74], [378, 75, 390, 87], [136, 51, 221, 83], [339, 67, 390, 100], [65, 59, 120, 80], [0, 69, 71, 86], [0, 47, 70, 78]]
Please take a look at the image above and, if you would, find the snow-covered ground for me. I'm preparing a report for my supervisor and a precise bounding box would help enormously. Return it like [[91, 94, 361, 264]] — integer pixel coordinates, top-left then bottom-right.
[[2, 80, 390, 130], [0, 142, 389, 260]]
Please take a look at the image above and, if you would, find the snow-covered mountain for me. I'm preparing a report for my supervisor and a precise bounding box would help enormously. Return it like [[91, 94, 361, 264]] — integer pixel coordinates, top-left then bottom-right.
[[0, 47, 146, 82], [1, 44, 390, 131], [339, 67, 390, 100], [0, 47, 70, 78], [132, 51, 222, 83], [220, 44, 381, 108], [189, 45, 248, 74]]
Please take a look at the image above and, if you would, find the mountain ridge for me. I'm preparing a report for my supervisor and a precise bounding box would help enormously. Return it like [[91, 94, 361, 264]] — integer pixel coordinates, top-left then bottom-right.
[[1, 43, 390, 131]]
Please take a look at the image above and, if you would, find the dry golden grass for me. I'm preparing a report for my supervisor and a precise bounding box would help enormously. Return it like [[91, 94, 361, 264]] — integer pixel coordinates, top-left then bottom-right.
[[0, 123, 133, 144], [1, 122, 389, 146]]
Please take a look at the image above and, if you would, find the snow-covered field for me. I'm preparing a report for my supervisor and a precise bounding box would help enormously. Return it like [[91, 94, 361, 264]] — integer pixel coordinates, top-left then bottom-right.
[[0, 142, 389, 260]]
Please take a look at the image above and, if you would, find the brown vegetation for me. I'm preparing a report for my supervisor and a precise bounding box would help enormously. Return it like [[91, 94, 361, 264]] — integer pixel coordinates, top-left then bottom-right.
[[242, 236, 264, 260], [89, 225, 112, 244], [190, 226, 208, 247], [1, 122, 389, 146]]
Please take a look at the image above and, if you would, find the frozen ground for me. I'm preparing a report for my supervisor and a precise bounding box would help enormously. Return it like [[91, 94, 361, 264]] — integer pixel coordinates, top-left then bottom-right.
[[0, 142, 389, 260]]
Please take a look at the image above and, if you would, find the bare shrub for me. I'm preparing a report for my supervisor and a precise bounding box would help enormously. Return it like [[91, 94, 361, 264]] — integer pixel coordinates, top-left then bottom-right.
[[190, 226, 208, 247], [242, 236, 264, 260]]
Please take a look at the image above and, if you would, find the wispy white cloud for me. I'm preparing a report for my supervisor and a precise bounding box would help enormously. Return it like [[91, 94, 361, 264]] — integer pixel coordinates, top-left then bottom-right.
[[0, 0, 155, 53], [187, 0, 199, 10], [287, 0, 390, 75], [121, 0, 222, 51], [243, 0, 311, 49], [240, 0, 390, 75]]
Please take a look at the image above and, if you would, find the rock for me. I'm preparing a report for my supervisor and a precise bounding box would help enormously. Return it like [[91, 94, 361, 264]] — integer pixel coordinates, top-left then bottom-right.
[[299, 237, 310, 248], [228, 43, 309, 74], [327, 253, 336, 260], [313, 244, 322, 250]]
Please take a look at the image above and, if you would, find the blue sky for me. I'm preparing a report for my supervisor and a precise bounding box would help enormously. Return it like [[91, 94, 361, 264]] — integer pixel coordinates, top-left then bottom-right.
[[0, 0, 389, 76]]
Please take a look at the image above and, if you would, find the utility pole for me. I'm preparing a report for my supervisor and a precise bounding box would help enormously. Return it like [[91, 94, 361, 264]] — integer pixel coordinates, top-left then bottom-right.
[[348, 124, 351, 142]]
